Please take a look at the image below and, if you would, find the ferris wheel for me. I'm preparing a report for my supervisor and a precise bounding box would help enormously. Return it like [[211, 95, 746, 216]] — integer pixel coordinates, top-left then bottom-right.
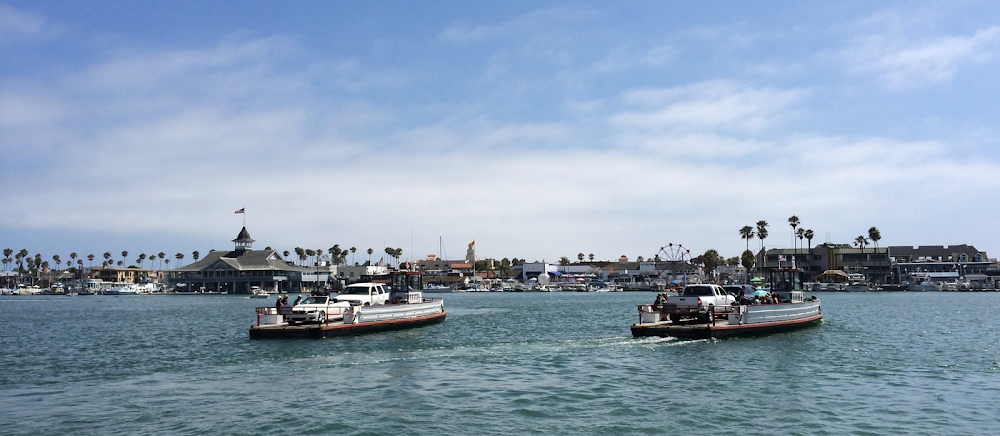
[[655, 243, 694, 285]]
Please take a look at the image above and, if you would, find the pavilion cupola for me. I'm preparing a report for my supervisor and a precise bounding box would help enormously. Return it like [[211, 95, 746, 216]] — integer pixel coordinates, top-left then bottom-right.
[[233, 227, 255, 252]]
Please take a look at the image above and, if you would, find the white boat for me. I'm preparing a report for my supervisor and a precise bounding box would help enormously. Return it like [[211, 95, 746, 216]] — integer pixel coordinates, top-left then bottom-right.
[[250, 286, 270, 298], [106, 283, 142, 295], [422, 283, 453, 293], [844, 274, 869, 292]]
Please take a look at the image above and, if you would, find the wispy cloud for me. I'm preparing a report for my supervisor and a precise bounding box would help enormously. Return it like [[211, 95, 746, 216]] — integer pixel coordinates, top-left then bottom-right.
[[0, 3, 58, 42], [610, 80, 808, 135], [840, 12, 1000, 88]]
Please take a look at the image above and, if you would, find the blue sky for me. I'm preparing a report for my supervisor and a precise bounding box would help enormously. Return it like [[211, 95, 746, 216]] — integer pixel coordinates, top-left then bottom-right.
[[2, 1, 999, 266]]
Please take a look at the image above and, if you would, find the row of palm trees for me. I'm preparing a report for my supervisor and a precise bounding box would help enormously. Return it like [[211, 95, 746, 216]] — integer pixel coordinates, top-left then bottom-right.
[[1, 248, 204, 275], [737, 219, 883, 279], [1, 244, 406, 278], [739, 217, 817, 279]]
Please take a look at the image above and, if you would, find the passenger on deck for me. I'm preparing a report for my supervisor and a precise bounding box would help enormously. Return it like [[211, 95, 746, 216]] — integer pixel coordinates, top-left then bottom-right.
[[772, 293, 783, 304], [275, 296, 284, 307], [738, 293, 751, 305], [293, 295, 302, 306]]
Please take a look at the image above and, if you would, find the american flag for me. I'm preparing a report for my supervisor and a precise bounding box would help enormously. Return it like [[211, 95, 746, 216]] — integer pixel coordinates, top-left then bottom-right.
[[235, 208, 245, 214]]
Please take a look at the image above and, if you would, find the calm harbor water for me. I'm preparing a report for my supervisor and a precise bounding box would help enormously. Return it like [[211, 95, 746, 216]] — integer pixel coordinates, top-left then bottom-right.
[[1, 291, 998, 435]]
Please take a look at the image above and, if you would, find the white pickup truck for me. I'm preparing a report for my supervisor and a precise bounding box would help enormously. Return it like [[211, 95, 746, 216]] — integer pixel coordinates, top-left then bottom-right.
[[334, 283, 391, 306], [663, 284, 735, 323]]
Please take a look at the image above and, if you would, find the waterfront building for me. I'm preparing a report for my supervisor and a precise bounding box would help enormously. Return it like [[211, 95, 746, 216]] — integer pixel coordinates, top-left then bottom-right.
[[761, 243, 995, 288], [887, 245, 993, 289], [164, 227, 330, 293], [763, 243, 891, 284]]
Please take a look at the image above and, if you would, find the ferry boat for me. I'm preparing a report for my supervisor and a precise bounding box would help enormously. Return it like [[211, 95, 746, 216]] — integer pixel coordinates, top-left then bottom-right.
[[631, 267, 822, 340], [250, 272, 446, 339]]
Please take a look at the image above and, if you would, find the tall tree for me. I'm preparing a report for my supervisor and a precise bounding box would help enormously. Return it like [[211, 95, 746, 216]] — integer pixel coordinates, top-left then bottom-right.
[[804, 229, 814, 251], [367, 248, 373, 264], [854, 235, 868, 249], [868, 226, 882, 283], [138, 253, 146, 269], [756, 220, 769, 272], [788, 215, 800, 253], [868, 227, 881, 251], [589, 253, 594, 262], [739, 225, 755, 259], [52, 254, 61, 270], [191, 251, 200, 263], [87, 254, 95, 268], [158, 252, 166, 270], [175, 252, 184, 267], [121, 251, 128, 268], [69, 253, 77, 269], [103, 252, 111, 267], [578, 253, 584, 263]]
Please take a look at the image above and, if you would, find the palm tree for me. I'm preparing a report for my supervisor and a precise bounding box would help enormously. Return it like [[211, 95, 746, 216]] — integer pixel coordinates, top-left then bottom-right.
[[854, 235, 868, 249], [351, 247, 357, 265], [164, 258, 170, 269], [756, 220, 769, 272], [804, 229, 814, 251], [175, 252, 184, 267], [52, 254, 61, 270], [283, 250, 290, 260], [788, 215, 800, 252], [158, 252, 166, 270], [868, 227, 881, 251], [138, 253, 147, 269], [70, 253, 77, 269], [192, 251, 200, 263], [577, 253, 584, 263], [868, 226, 882, 283], [796, 228, 805, 254], [121, 251, 128, 268], [294, 247, 304, 266], [589, 253, 594, 262], [739, 225, 755, 259], [87, 254, 95, 268], [367, 248, 374, 264], [103, 252, 111, 268]]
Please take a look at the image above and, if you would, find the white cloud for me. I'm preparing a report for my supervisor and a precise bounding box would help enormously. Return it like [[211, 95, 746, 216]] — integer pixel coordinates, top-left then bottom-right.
[[0, 3, 56, 42], [840, 13, 1000, 88], [610, 80, 808, 135]]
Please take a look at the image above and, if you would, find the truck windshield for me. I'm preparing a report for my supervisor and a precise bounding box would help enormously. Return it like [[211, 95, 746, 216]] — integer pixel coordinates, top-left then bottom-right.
[[340, 287, 370, 295], [683, 286, 715, 296]]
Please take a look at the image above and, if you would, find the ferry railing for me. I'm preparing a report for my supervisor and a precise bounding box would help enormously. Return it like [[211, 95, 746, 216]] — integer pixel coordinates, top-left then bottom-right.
[[255, 306, 293, 326]]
